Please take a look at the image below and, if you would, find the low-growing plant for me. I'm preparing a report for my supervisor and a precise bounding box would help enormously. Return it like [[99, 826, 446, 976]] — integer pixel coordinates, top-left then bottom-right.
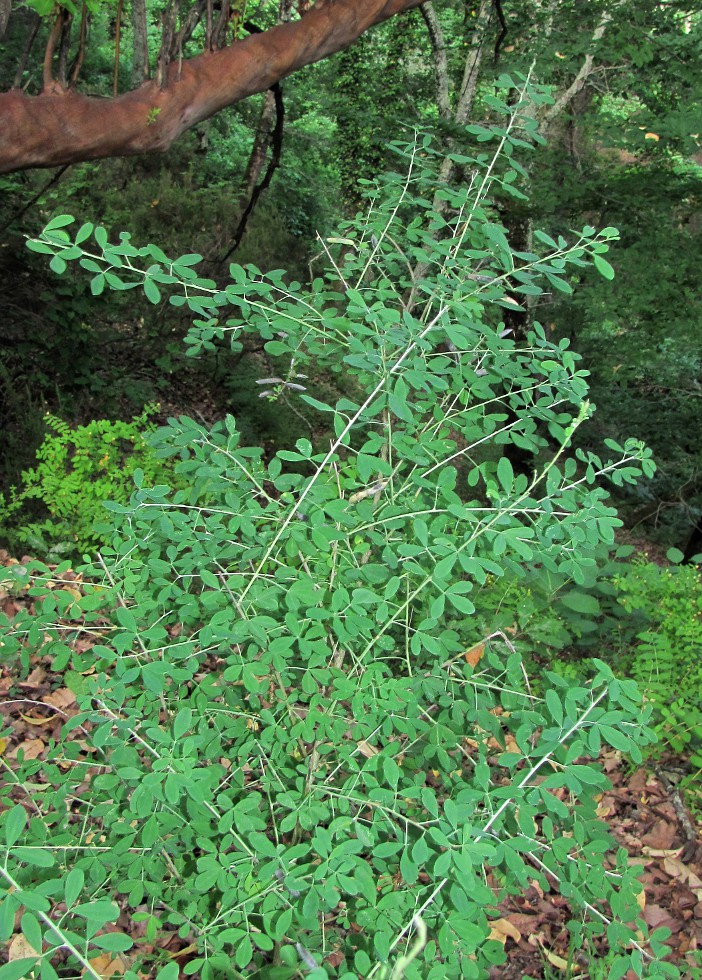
[[613, 554, 702, 765], [0, 77, 676, 979], [0, 404, 175, 558]]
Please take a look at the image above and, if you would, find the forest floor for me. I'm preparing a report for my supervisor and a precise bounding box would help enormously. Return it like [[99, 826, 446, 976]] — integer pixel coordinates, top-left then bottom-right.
[[1, 549, 701, 979]]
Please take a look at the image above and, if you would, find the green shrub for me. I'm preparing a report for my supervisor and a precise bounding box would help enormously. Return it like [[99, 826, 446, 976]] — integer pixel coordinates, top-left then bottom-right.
[[0, 405, 174, 558], [613, 555, 702, 764], [1, 78, 676, 979]]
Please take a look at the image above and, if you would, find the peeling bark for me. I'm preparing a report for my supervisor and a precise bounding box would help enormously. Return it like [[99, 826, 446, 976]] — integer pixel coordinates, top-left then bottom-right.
[[0, 0, 424, 175]]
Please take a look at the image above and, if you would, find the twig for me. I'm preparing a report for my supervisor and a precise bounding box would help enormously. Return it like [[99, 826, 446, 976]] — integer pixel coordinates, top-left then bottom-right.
[[654, 765, 699, 850]]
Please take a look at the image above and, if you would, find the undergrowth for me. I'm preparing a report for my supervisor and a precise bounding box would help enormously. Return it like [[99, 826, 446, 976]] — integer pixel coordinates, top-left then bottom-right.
[[0, 405, 175, 559], [614, 557, 702, 767]]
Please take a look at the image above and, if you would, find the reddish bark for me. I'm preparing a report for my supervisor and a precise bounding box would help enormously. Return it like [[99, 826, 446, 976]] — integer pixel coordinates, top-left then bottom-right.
[[0, 0, 423, 174]]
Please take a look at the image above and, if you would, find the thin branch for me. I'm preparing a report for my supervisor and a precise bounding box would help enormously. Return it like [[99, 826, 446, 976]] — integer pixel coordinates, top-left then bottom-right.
[[541, 5, 613, 129], [12, 11, 41, 89], [0, 165, 70, 234], [69, 3, 88, 88], [173, 0, 207, 57], [42, 11, 63, 92], [56, 9, 73, 87], [0, 0, 10, 40], [219, 81, 285, 264], [213, 0, 231, 48], [492, 0, 507, 63], [156, 0, 178, 88], [205, 0, 213, 50]]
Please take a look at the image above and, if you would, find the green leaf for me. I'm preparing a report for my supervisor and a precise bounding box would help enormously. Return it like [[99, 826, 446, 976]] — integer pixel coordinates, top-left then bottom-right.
[[0, 958, 40, 980], [72, 900, 120, 924], [91, 932, 133, 952], [545, 689, 563, 727], [593, 254, 615, 280], [560, 591, 600, 616], [383, 755, 400, 790], [400, 847, 418, 885], [154, 964, 180, 980], [115, 606, 137, 631], [235, 935, 253, 970], [49, 254, 67, 275], [75, 222, 94, 245], [21, 912, 42, 955], [11, 848, 55, 868], [600, 725, 632, 752], [0, 895, 19, 942], [173, 708, 193, 740], [40, 961, 59, 980], [4, 804, 27, 847], [144, 277, 161, 304], [44, 214, 75, 232], [174, 253, 203, 268], [497, 456, 514, 494], [64, 867, 84, 908]]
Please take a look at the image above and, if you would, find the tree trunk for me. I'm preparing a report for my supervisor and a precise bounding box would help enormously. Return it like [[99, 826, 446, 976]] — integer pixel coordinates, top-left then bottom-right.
[[131, 0, 150, 85]]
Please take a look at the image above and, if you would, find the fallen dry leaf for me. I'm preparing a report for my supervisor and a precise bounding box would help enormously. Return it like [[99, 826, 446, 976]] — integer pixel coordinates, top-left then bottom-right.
[[662, 857, 702, 898], [488, 917, 521, 944], [643, 847, 683, 859], [9, 932, 41, 960], [44, 688, 77, 711], [642, 819, 678, 850], [19, 712, 55, 727], [643, 904, 678, 931], [84, 953, 126, 978], [536, 936, 582, 980], [357, 740, 379, 759], [10, 737, 45, 760], [19, 665, 47, 688], [464, 642, 484, 668]]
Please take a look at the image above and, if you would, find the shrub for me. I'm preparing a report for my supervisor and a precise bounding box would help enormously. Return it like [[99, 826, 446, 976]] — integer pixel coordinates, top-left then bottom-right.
[[613, 554, 702, 765], [0, 77, 674, 979], [0, 405, 174, 558]]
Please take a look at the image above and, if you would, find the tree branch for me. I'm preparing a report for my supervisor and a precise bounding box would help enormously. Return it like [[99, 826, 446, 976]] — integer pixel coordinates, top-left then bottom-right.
[[541, 5, 613, 130], [0, 0, 424, 175], [13, 12, 41, 89]]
